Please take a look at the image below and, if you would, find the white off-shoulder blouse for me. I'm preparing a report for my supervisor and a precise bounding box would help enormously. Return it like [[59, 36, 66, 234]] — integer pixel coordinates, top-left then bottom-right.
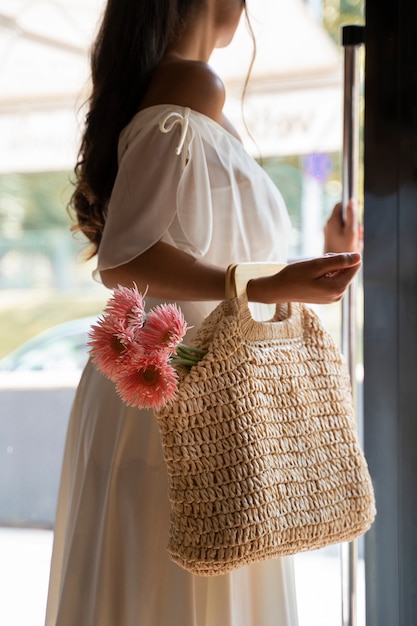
[[97, 105, 291, 274]]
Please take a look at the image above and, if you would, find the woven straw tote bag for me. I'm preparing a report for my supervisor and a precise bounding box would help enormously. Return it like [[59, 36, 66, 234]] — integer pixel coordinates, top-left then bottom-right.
[[155, 263, 376, 576]]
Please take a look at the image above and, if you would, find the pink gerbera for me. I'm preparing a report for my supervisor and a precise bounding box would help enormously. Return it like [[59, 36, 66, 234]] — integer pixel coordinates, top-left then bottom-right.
[[139, 303, 189, 352], [115, 350, 178, 410], [104, 283, 146, 334], [88, 315, 136, 380]]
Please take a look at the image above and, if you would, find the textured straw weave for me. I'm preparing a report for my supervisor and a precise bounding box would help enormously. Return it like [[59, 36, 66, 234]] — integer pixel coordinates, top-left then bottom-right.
[[155, 296, 376, 576]]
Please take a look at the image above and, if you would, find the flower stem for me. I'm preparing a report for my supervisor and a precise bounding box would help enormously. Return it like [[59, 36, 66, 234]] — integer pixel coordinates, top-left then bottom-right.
[[176, 344, 207, 358], [171, 357, 200, 368], [170, 343, 207, 369]]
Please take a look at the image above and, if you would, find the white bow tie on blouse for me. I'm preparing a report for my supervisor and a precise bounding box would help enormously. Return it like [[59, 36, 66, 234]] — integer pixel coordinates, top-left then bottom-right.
[[159, 108, 194, 157]]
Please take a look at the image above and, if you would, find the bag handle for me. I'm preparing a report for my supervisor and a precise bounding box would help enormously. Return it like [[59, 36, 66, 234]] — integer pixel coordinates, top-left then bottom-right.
[[226, 263, 286, 299]]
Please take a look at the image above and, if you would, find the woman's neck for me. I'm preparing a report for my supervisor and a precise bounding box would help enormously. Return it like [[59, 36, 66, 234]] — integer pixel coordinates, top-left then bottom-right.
[[166, 8, 216, 63]]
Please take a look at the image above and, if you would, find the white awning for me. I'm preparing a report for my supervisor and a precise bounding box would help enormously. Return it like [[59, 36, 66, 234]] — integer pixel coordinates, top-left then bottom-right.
[[0, 0, 101, 173]]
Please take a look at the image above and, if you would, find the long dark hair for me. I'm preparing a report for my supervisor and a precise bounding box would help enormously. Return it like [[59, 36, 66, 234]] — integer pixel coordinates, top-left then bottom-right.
[[70, 0, 200, 257]]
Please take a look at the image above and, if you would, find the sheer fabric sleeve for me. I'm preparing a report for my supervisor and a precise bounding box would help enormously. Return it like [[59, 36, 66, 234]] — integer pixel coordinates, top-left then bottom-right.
[[97, 108, 213, 273]]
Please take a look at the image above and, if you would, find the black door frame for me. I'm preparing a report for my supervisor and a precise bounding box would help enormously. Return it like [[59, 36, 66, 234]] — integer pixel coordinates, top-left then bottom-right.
[[364, 0, 417, 624]]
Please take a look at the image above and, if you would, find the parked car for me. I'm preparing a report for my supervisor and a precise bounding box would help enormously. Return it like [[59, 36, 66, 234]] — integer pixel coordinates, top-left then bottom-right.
[[0, 316, 97, 373]]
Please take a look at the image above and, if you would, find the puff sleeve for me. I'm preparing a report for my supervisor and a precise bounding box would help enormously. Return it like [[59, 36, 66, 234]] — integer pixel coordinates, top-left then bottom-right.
[[97, 108, 213, 273]]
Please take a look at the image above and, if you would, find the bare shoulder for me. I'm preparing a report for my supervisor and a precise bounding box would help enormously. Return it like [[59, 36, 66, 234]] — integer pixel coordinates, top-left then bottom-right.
[[141, 58, 226, 123]]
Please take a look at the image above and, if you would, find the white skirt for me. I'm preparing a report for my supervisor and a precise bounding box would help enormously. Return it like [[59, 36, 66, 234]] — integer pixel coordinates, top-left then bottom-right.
[[45, 331, 299, 626]]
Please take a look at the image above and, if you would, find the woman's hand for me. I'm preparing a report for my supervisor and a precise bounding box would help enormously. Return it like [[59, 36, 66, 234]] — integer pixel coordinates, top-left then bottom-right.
[[323, 200, 363, 253], [248, 252, 362, 305]]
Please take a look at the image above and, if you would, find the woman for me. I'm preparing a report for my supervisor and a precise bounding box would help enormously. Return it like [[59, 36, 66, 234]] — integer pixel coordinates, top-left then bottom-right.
[[45, 1, 361, 625]]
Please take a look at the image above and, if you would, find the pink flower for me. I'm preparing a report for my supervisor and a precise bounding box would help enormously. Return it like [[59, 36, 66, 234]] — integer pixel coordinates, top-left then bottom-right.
[[104, 284, 146, 334], [88, 286, 200, 410], [88, 315, 136, 380], [139, 303, 189, 352], [115, 350, 178, 410]]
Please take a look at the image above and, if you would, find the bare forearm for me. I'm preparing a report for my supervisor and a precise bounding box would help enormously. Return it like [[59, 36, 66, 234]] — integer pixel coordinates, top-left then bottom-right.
[[100, 241, 226, 301]]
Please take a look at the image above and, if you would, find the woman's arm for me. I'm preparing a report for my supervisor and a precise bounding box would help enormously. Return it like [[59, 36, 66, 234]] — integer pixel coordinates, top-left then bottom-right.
[[100, 241, 361, 305]]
